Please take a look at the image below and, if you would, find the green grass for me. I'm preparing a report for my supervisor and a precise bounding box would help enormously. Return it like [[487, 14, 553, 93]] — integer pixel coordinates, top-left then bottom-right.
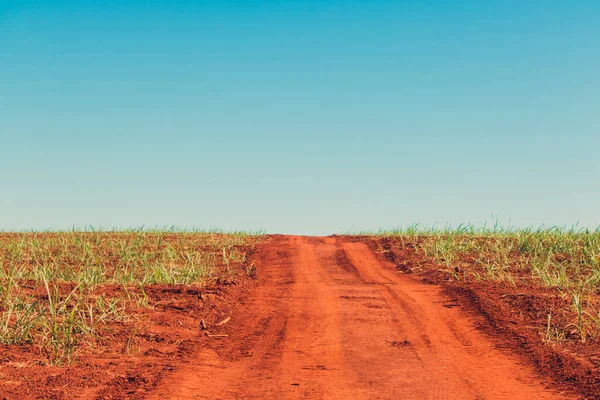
[[353, 223, 600, 343], [363, 223, 600, 289], [0, 229, 264, 365]]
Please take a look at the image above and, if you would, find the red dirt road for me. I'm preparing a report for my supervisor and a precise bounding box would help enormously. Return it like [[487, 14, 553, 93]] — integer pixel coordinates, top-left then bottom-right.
[[150, 236, 570, 399]]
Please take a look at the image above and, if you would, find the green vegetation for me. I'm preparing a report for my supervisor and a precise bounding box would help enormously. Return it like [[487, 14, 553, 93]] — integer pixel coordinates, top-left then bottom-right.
[[363, 224, 600, 343], [0, 229, 264, 365], [371, 223, 600, 289]]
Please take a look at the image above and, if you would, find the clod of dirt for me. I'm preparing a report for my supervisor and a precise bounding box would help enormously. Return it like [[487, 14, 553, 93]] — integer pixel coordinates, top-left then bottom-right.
[[390, 340, 411, 348]]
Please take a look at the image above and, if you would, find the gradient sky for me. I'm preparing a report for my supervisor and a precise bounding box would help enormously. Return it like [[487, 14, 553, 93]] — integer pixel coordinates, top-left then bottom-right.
[[1, 1, 599, 234]]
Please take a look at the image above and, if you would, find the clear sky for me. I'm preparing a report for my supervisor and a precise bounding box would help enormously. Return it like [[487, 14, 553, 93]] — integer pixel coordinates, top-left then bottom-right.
[[1, 1, 599, 235]]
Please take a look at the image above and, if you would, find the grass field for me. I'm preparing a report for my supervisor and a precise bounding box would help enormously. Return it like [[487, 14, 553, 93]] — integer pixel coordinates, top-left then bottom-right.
[[0, 230, 263, 366], [363, 224, 600, 343]]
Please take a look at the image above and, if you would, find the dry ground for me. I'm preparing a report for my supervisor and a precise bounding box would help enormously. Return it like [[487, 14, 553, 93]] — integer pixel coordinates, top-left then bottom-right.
[[1, 232, 598, 399]]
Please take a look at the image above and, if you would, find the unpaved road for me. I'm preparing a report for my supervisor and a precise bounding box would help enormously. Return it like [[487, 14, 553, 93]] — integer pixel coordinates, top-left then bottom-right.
[[150, 236, 569, 399]]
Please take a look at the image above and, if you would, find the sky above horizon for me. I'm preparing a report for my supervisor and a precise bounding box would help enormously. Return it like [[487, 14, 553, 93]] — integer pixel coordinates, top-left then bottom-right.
[[1, 1, 599, 235]]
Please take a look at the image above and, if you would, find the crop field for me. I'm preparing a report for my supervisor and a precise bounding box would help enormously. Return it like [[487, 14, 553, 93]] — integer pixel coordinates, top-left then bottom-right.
[[354, 225, 600, 396], [0, 230, 264, 398], [1, 228, 599, 399]]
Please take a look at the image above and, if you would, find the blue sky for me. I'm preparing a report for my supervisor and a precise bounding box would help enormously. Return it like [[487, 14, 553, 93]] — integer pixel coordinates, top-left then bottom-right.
[[1, 1, 599, 234]]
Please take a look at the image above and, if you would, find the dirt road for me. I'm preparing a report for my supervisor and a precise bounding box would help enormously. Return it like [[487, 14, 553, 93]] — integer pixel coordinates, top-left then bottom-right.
[[150, 236, 569, 399]]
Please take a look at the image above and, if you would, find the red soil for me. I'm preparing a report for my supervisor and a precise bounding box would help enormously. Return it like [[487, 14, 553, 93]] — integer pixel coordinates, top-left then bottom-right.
[[0, 282, 252, 399], [2, 235, 592, 399], [150, 236, 572, 399]]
